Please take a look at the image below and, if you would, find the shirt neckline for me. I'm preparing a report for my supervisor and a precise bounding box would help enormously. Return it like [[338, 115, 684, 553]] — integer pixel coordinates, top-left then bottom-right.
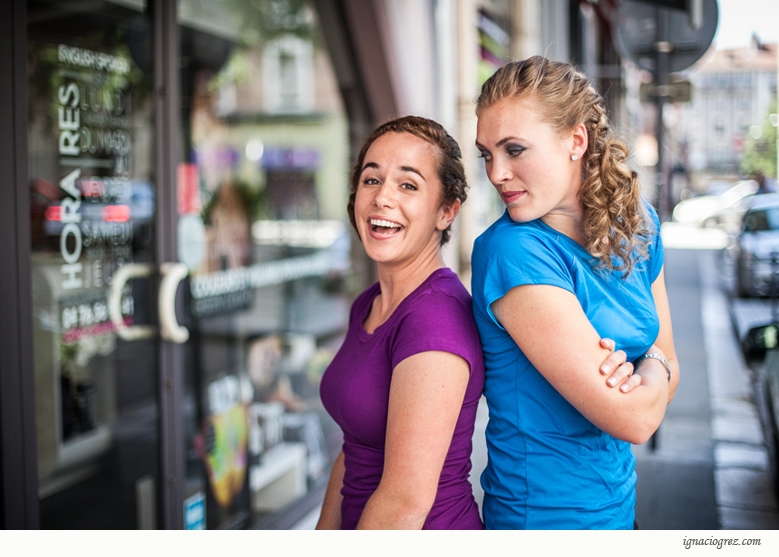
[[357, 267, 452, 341], [530, 216, 589, 254], [524, 213, 643, 282]]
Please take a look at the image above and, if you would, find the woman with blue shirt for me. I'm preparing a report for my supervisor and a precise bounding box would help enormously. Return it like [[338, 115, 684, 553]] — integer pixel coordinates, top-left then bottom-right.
[[471, 56, 680, 529]]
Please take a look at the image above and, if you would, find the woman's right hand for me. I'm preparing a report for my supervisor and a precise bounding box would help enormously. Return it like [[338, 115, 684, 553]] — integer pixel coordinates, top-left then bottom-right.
[[598, 338, 640, 394]]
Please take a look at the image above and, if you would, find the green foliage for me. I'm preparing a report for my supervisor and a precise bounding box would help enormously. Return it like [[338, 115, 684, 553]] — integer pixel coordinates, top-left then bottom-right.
[[234, 179, 272, 221], [28, 34, 150, 131], [201, 178, 271, 224], [740, 99, 778, 178], [208, 0, 320, 95], [223, 0, 320, 47]]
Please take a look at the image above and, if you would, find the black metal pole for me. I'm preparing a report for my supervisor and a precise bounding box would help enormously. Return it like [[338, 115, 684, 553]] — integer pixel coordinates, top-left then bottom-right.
[[771, 252, 778, 324], [648, 7, 672, 452], [654, 6, 670, 221]]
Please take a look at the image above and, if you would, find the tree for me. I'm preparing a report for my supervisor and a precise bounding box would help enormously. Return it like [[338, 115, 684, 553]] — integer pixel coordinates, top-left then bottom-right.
[[740, 99, 778, 178]]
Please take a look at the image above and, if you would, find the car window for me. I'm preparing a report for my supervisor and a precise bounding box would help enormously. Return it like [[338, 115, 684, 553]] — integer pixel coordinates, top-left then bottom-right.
[[744, 209, 779, 232]]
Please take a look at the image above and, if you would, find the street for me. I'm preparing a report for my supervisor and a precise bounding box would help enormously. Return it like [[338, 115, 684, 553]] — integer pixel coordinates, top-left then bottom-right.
[[633, 224, 779, 529]]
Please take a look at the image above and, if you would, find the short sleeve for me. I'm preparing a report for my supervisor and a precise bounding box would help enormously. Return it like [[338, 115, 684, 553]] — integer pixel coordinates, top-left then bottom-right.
[[390, 291, 481, 377], [643, 202, 664, 282], [480, 228, 575, 328]]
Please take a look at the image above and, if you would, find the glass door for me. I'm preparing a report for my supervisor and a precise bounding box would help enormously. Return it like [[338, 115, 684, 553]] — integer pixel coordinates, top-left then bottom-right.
[[26, 0, 352, 529], [175, 0, 351, 529], [28, 0, 160, 529]]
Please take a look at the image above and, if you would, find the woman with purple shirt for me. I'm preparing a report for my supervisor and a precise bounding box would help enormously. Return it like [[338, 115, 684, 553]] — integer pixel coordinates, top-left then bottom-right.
[[317, 116, 632, 529], [318, 116, 484, 529]]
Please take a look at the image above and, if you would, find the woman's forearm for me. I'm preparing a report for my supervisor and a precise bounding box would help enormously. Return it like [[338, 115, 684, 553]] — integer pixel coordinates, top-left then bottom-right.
[[650, 269, 680, 404], [356, 485, 431, 530], [316, 451, 345, 530], [642, 343, 679, 405], [356, 350, 470, 530], [612, 356, 669, 443]]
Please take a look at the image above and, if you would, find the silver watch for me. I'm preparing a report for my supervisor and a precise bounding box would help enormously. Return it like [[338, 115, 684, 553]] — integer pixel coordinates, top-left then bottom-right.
[[636, 352, 671, 382]]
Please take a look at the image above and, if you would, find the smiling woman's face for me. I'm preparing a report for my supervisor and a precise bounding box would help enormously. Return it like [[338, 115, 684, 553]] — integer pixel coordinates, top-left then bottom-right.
[[354, 132, 451, 267], [476, 95, 583, 225]]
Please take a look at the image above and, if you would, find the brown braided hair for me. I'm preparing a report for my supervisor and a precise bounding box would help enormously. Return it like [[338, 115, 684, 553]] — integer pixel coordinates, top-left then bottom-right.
[[347, 116, 468, 246], [476, 56, 652, 277]]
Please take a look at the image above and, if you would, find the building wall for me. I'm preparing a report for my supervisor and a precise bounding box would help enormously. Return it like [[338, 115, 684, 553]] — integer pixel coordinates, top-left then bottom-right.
[[366, 0, 616, 275], [682, 43, 778, 180]]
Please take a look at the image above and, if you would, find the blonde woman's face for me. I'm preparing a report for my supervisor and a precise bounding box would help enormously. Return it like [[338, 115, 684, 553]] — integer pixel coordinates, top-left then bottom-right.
[[476, 95, 583, 226]]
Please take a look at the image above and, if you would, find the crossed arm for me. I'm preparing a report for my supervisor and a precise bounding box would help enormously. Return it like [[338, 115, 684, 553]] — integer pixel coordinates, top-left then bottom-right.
[[492, 266, 678, 444]]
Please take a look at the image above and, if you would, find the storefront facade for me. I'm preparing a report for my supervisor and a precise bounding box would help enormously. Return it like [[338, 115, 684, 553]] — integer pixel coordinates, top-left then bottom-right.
[[1, 0, 615, 530], [0, 0, 391, 529]]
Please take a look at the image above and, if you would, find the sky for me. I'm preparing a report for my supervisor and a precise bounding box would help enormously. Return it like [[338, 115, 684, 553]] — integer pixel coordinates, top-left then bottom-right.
[[713, 0, 779, 49]]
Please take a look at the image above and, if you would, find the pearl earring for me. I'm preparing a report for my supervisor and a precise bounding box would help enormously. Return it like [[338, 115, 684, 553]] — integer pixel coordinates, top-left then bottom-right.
[[571, 155, 579, 161]]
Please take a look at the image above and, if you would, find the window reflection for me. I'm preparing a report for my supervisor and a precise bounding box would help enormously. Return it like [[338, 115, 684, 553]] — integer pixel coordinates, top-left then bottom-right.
[[178, 0, 350, 529], [28, 0, 159, 529]]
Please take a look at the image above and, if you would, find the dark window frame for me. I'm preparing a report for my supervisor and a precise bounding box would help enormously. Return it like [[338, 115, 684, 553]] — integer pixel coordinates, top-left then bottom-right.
[[0, 0, 40, 529]]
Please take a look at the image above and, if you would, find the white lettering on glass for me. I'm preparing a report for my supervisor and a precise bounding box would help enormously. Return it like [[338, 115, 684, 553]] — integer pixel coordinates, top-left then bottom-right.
[[59, 169, 83, 289], [58, 84, 80, 156]]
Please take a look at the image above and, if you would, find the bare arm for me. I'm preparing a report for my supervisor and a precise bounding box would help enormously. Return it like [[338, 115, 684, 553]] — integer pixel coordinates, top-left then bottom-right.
[[315, 450, 345, 530], [356, 351, 470, 529], [492, 281, 669, 445], [597, 268, 679, 401], [649, 267, 679, 403]]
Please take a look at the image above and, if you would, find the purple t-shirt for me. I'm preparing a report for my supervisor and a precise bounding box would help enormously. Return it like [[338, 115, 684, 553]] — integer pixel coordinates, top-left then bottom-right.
[[320, 268, 485, 529]]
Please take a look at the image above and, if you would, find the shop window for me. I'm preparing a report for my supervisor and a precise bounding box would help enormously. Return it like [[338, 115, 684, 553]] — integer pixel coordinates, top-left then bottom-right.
[[25, 0, 350, 530], [179, 0, 349, 530]]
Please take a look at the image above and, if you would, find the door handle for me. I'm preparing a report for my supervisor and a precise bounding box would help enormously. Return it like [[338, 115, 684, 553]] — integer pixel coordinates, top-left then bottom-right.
[[108, 263, 156, 341], [159, 262, 190, 344]]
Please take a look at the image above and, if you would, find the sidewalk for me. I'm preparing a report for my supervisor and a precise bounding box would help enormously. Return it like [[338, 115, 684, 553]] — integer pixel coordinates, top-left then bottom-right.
[[632, 248, 719, 529], [633, 245, 779, 529], [702, 249, 779, 528]]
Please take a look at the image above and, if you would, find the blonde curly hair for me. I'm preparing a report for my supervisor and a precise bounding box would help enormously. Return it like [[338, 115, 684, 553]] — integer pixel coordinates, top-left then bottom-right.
[[476, 56, 652, 277]]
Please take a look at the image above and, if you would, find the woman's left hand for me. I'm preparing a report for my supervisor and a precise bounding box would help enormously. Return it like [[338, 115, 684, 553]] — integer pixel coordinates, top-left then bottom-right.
[[599, 338, 640, 393]]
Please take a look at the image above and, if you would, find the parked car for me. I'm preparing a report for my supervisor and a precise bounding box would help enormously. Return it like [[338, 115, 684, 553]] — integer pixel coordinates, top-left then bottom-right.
[[740, 328, 779, 487], [703, 180, 733, 196], [734, 193, 779, 297], [673, 180, 758, 232]]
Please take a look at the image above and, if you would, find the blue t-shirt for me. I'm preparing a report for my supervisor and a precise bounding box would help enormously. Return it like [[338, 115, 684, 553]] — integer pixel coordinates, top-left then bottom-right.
[[471, 206, 664, 530]]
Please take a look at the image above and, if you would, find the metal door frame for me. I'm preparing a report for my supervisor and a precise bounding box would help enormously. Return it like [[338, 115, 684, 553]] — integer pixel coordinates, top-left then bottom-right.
[[151, 0, 185, 530], [0, 0, 39, 529]]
